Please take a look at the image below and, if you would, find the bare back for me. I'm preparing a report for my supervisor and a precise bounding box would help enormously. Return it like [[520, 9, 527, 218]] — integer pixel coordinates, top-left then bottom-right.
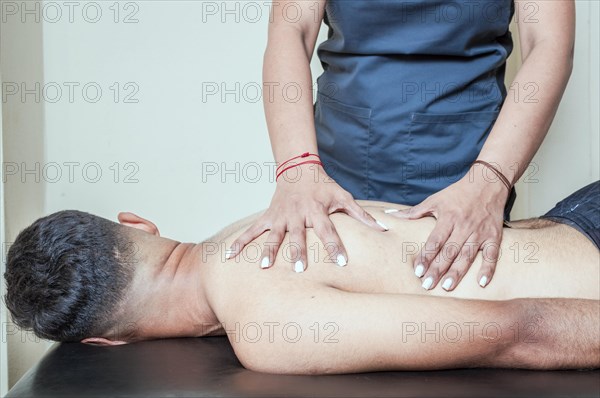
[[205, 200, 600, 304]]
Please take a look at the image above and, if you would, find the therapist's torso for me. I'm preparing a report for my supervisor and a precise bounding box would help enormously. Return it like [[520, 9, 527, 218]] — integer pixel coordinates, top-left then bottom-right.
[[314, 0, 515, 205]]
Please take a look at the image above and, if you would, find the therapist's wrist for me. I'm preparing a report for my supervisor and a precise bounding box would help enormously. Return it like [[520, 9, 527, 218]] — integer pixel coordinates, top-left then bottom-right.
[[275, 161, 327, 185], [465, 162, 511, 201]]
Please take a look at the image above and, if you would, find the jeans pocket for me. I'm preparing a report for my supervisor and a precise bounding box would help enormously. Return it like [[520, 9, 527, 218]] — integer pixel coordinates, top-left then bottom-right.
[[406, 110, 500, 198], [314, 91, 372, 198]]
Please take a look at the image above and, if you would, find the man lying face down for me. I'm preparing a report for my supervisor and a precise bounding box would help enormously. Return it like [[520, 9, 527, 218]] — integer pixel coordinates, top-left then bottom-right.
[[4, 182, 600, 374]]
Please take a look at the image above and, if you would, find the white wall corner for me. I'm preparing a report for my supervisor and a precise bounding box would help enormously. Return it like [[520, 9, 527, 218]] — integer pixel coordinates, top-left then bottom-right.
[[0, 70, 9, 397]]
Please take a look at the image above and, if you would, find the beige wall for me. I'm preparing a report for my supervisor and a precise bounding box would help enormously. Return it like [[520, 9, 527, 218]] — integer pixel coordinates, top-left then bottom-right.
[[1, 0, 51, 390], [1, 72, 8, 397], [1, 0, 598, 391]]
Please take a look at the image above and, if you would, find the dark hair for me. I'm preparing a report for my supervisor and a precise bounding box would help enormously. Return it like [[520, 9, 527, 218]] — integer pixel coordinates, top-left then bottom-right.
[[4, 210, 135, 342]]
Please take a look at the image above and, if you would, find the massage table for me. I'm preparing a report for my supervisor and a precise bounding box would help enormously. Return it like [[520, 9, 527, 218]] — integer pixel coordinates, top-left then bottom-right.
[[6, 336, 600, 397]]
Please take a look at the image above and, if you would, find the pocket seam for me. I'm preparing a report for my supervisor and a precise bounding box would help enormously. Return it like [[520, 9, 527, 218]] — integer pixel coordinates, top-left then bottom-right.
[[410, 110, 500, 124], [317, 91, 372, 119]]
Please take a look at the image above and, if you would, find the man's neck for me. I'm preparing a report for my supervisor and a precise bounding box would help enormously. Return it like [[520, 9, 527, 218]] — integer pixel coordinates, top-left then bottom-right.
[[137, 240, 222, 339]]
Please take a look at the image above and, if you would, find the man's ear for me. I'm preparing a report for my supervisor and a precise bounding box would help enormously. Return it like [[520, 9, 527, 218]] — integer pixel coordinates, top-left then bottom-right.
[[118, 212, 160, 236], [81, 337, 128, 346]]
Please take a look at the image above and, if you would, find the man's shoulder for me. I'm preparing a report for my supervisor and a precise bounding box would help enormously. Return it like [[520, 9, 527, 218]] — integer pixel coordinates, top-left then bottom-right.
[[203, 208, 267, 244]]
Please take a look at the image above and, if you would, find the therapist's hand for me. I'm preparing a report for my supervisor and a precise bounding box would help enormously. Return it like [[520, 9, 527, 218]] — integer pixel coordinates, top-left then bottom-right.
[[389, 164, 510, 291], [225, 163, 387, 272]]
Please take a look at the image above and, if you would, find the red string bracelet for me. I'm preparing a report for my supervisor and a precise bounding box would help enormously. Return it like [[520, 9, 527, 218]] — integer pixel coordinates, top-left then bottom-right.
[[275, 152, 321, 174], [276, 160, 323, 182]]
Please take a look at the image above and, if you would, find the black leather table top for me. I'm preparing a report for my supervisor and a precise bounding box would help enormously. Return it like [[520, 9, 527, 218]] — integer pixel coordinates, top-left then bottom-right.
[[7, 336, 600, 398]]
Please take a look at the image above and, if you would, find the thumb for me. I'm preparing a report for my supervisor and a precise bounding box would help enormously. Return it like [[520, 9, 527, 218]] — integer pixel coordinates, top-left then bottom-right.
[[392, 202, 431, 220]]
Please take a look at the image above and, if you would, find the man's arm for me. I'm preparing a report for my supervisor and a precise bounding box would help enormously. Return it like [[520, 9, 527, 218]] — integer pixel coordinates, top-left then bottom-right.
[[223, 287, 599, 374]]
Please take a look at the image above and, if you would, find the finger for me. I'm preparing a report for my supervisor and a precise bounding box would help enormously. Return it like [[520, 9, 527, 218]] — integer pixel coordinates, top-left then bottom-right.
[[478, 239, 501, 288], [341, 197, 388, 231], [226, 220, 269, 260], [387, 200, 434, 220], [258, 226, 286, 269], [439, 237, 480, 291], [420, 230, 468, 291], [412, 221, 453, 280], [312, 216, 348, 267], [287, 221, 308, 273]]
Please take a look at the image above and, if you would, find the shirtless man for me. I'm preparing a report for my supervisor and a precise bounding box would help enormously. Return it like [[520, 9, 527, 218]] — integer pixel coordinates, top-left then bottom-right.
[[4, 181, 599, 374]]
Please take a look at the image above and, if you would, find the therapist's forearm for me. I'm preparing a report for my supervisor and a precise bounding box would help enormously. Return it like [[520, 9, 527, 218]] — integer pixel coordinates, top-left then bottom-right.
[[476, 41, 574, 184], [263, 29, 320, 164]]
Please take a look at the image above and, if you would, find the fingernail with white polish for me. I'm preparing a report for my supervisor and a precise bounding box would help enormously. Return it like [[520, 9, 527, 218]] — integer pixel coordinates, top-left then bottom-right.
[[294, 260, 304, 273], [384, 208, 399, 214], [442, 278, 453, 291], [422, 276, 433, 290], [376, 220, 389, 231], [225, 249, 234, 260], [336, 253, 347, 267], [415, 264, 425, 277], [260, 257, 270, 269], [479, 275, 488, 287]]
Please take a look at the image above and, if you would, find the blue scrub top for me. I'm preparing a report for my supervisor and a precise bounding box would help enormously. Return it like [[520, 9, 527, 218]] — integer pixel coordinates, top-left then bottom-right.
[[314, 0, 516, 215]]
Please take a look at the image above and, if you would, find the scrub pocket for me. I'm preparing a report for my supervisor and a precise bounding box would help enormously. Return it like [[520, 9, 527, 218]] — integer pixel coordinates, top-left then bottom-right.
[[405, 110, 500, 201], [314, 91, 372, 198]]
